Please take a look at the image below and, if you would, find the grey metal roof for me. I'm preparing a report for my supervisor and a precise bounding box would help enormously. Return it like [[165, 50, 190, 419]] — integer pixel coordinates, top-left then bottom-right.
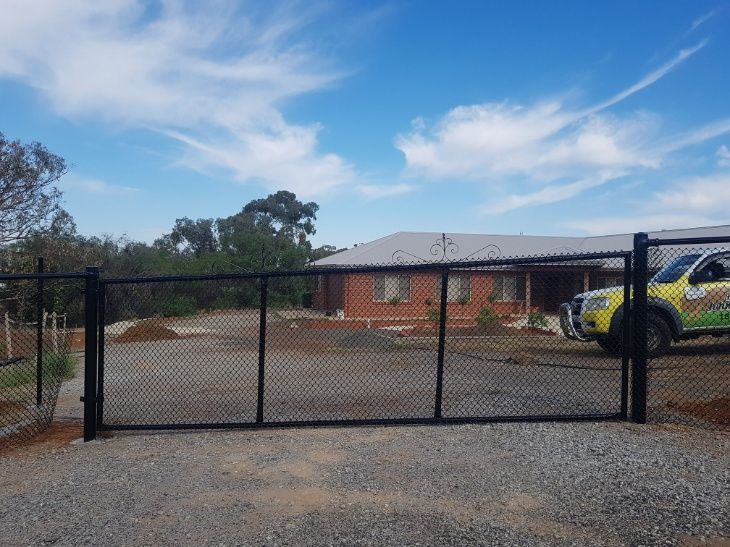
[[311, 225, 730, 266]]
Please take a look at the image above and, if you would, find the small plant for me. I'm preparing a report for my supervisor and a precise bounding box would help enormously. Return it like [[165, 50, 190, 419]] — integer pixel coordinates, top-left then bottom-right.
[[388, 296, 402, 306], [424, 298, 433, 306], [475, 304, 498, 327], [426, 306, 440, 322], [527, 310, 549, 329], [457, 294, 470, 305]]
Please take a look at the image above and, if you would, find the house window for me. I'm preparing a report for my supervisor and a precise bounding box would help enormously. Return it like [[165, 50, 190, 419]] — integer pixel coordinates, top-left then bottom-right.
[[597, 276, 623, 289], [435, 274, 471, 302], [492, 274, 526, 301], [373, 274, 411, 302]]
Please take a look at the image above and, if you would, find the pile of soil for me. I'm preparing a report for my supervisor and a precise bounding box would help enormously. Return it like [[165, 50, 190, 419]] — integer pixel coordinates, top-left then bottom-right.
[[667, 397, 730, 426], [115, 322, 180, 343]]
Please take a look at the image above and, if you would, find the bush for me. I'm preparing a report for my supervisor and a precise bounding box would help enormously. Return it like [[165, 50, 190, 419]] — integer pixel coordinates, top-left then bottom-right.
[[426, 306, 440, 322], [475, 304, 498, 327], [0, 352, 76, 388], [527, 310, 549, 329], [388, 296, 402, 306], [44, 352, 76, 380], [153, 296, 198, 317]]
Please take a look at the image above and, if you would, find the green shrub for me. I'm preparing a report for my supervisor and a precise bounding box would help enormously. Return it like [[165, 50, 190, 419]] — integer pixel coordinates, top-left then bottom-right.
[[475, 304, 498, 326], [426, 306, 440, 322], [527, 310, 549, 329], [457, 295, 470, 305], [0, 352, 76, 388], [388, 296, 402, 306], [44, 352, 76, 380], [154, 296, 198, 317]]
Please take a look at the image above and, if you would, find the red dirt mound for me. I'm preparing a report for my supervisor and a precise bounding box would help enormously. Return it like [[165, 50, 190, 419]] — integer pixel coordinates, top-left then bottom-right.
[[667, 397, 730, 426], [115, 321, 180, 343]]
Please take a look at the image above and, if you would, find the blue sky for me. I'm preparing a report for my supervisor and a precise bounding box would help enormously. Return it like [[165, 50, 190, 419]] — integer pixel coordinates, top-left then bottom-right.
[[1, 1, 729, 249]]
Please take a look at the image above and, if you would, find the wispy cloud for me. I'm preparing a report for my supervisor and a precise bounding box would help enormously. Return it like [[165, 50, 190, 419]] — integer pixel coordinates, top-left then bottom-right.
[[565, 172, 730, 235], [0, 0, 360, 196], [62, 176, 140, 195], [355, 183, 416, 199], [584, 41, 707, 115], [480, 172, 623, 214], [396, 41, 727, 214], [689, 8, 721, 33], [716, 145, 730, 166]]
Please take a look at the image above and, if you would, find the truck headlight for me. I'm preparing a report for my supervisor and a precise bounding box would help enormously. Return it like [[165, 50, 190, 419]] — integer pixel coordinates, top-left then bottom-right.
[[583, 297, 611, 311]]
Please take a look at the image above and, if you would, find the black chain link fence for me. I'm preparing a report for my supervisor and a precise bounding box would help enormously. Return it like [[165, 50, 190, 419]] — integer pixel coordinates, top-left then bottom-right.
[[3, 238, 728, 449], [99, 251, 634, 429], [644, 244, 730, 429], [0, 274, 84, 450]]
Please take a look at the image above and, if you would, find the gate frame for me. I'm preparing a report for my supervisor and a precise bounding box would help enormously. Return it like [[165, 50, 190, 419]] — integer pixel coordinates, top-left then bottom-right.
[[93, 250, 633, 436]]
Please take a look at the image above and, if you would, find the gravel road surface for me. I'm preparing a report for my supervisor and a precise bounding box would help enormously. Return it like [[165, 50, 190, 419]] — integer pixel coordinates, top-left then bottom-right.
[[1, 419, 727, 546]]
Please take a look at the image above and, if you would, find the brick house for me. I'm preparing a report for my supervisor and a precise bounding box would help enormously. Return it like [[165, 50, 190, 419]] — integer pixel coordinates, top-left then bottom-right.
[[309, 226, 730, 322]]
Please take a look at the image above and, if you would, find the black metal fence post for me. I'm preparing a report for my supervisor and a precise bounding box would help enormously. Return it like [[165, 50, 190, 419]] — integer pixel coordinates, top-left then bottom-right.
[[256, 276, 268, 423], [631, 233, 649, 424], [434, 268, 449, 419], [83, 267, 100, 442], [620, 253, 632, 419], [96, 281, 106, 431], [36, 257, 44, 406]]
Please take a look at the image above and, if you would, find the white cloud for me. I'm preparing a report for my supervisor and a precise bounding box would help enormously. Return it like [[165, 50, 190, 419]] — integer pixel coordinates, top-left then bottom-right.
[[395, 41, 730, 214], [355, 183, 416, 199], [717, 145, 730, 167], [481, 171, 624, 214], [689, 8, 720, 33], [584, 41, 707, 115], [565, 172, 730, 235], [0, 0, 355, 196], [62, 176, 139, 195]]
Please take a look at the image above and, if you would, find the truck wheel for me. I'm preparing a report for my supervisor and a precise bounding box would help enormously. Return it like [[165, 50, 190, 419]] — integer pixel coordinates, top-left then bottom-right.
[[647, 312, 671, 357], [596, 335, 621, 356]]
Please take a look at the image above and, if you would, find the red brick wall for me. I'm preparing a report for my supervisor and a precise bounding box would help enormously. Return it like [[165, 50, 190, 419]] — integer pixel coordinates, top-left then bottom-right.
[[343, 271, 525, 319], [312, 273, 345, 311]]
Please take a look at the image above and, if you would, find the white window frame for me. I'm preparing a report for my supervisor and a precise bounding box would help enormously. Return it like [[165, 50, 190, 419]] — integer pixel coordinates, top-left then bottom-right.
[[493, 273, 527, 302], [435, 274, 471, 302], [373, 274, 411, 302]]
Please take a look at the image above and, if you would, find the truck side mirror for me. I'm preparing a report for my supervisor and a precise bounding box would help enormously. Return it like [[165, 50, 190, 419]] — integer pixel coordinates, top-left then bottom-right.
[[688, 269, 713, 284]]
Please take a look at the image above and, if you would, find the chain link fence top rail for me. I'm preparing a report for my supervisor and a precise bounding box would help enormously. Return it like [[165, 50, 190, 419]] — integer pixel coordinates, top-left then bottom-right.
[[99, 249, 636, 429], [644, 244, 730, 429], [0, 275, 84, 449]]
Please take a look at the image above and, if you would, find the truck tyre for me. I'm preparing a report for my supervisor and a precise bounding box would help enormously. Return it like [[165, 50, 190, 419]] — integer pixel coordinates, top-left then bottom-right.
[[596, 335, 621, 356], [646, 311, 671, 357]]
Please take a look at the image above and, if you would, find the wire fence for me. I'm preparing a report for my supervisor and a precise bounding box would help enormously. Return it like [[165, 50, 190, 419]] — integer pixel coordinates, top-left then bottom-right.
[[0, 275, 84, 449], [99, 251, 633, 429], [2, 233, 729, 450], [644, 243, 730, 428]]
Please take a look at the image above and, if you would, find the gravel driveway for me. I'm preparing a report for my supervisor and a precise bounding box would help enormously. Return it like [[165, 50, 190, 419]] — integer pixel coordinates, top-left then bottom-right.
[[1, 417, 727, 546]]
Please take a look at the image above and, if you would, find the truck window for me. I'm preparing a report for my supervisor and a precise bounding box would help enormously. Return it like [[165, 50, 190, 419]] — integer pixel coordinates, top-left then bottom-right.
[[652, 254, 702, 283]]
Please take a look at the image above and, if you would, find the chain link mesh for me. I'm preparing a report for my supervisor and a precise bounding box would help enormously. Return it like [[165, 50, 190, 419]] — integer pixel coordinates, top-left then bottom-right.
[[100, 251, 636, 428], [0, 277, 82, 449], [645, 245, 729, 429]]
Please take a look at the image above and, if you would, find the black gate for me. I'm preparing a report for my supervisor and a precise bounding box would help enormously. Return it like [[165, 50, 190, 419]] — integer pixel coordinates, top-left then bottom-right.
[[90, 251, 632, 434]]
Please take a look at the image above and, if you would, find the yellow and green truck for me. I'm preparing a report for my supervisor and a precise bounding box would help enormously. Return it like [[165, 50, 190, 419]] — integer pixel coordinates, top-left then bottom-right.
[[560, 250, 730, 356]]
